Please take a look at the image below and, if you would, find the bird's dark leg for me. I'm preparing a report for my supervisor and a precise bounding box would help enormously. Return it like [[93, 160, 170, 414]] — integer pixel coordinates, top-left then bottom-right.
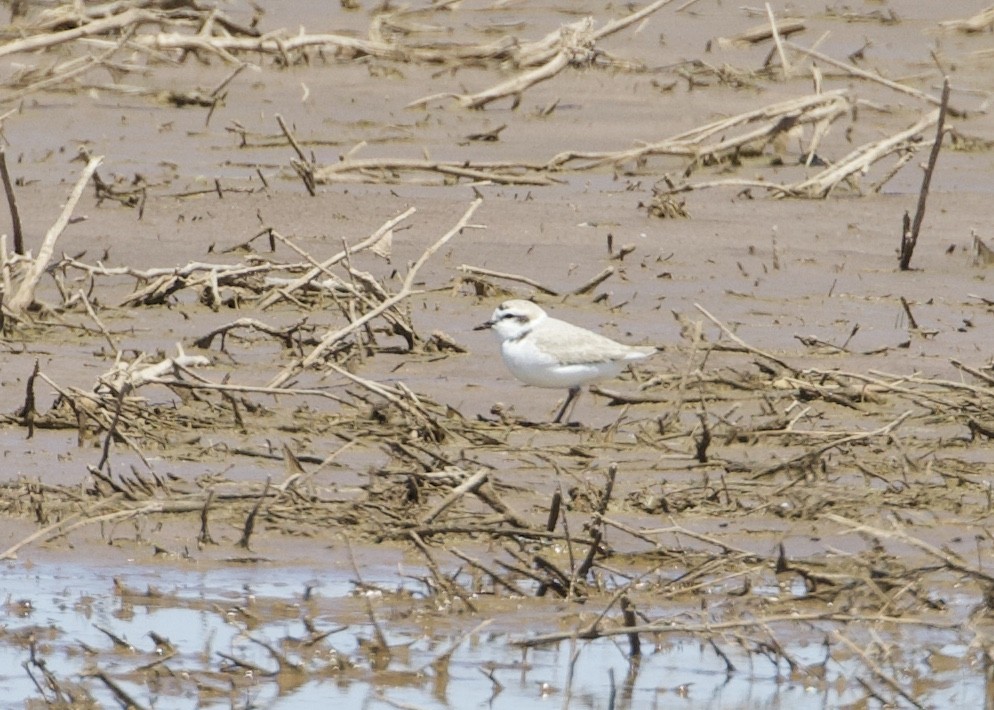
[[553, 386, 581, 424]]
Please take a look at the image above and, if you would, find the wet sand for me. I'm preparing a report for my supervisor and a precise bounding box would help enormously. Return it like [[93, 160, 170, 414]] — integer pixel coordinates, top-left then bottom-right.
[[2, 1, 994, 707]]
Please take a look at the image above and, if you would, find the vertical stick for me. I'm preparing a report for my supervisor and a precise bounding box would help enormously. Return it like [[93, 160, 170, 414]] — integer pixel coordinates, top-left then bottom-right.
[[0, 148, 23, 255], [620, 595, 641, 657], [765, 3, 792, 78], [18, 359, 40, 439], [7, 155, 102, 314], [899, 77, 950, 271]]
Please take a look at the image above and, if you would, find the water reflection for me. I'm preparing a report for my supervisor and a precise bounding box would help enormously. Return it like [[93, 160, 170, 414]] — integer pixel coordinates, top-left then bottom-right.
[[0, 562, 986, 708]]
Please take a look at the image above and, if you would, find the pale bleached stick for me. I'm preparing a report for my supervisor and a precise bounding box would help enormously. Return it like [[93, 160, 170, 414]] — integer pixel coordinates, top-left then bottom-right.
[[420, 469, 489, 525], [79, 289, 119, 357], [444, 19, 596, 110], [268, 198, 483, 388], [512, 0, 677, 68], [138, 22, 508, 65], [940, 6, 994, 32], [543, 91, 848, 171], [413, 0, 679, 110], [825, 513, 994, 585], [784, 40, 961, 115], [0, 493, 123, 560], [193, 316, 307, 350], [592, 0, 678, 41], [694, 303, 796, 373], [458, 265, 559, 295], [765, 2, 792, 77], [2, 23, 138, 105], [103, 351, 211, 390], [950, 358, 994, 388], [752, 410, 912, 479], [792, 110, 938, 197], [458, 45, 576, 109], [571, 266, 614, 296], [649, 90, 848, 147], [136, 30, 406, 63], [257, 207, 415, 309], [357, 95, 845, 183], [60, 258, 289, 281], [697, 101, 847, 158], [0, 8, 145, 59], [268, 229, 414, 343], [488, 0, 673, 67], [652, 106, 935, 198], [807, 368, 960, 409], [314, 157, 555, 185], [324, 362, 434, 422], [7, 156, 102, 315], [141, 375, 356, 408], [716, 19, 806, 48]]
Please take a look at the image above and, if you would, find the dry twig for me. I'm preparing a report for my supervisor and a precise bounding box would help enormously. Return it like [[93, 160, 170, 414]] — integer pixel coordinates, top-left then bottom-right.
[[899, 77, 951, 270], [267, 198, 483, 387], [6, 155, 102, 316]]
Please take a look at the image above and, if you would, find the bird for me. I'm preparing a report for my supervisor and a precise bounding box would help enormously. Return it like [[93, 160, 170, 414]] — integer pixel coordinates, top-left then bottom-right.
[[474, 299, 658, 423]]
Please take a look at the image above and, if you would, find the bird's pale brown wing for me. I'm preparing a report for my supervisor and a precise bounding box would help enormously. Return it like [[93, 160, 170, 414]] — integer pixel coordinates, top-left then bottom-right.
[[533, 318, 656, 365]]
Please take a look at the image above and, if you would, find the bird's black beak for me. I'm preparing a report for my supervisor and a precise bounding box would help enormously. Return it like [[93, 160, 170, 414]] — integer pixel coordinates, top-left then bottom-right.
[[473, 319, 494, 331]]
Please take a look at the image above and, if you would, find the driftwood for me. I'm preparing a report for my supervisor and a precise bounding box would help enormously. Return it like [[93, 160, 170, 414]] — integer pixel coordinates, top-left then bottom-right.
[[716, 18, 806, 49], [313, 156, 559, 186], [788, 109, 939, 198], [5, 156, 102, 316], [458, 265, 561, 296], [318, 91, 852, 187], [783, 39, 964, 116], [0, 0, 958, 203], [98, 346, 211, 392], [0, 8, 151, 60], [650, 97, 945, 199], [409, 18, 598, 110], [1, 0, 674, 70], [256, 207, 413, 309], [1, 0, 682, 118], [268, 198, 483, 388], [940, 5, 994, 33], [549, 90, 850, 172]]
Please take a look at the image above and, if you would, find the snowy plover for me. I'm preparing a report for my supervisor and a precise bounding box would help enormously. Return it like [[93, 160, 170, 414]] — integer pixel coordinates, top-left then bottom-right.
[[474, 299, 657, 423]]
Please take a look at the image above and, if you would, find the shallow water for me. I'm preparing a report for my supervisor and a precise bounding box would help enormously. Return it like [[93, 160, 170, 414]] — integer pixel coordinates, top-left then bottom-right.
[[1, 561, 987, 709]]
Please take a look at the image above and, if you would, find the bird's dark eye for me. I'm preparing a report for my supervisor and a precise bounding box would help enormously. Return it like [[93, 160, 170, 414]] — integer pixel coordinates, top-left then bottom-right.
[[497, 311, 514, 320]]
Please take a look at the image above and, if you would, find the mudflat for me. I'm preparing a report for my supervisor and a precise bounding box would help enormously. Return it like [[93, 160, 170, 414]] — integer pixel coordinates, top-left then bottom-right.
[[1, 1, 994, 707]]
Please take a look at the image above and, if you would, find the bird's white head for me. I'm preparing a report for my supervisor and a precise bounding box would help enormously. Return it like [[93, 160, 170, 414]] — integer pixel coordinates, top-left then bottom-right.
[[474, 299, 547, 342]]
